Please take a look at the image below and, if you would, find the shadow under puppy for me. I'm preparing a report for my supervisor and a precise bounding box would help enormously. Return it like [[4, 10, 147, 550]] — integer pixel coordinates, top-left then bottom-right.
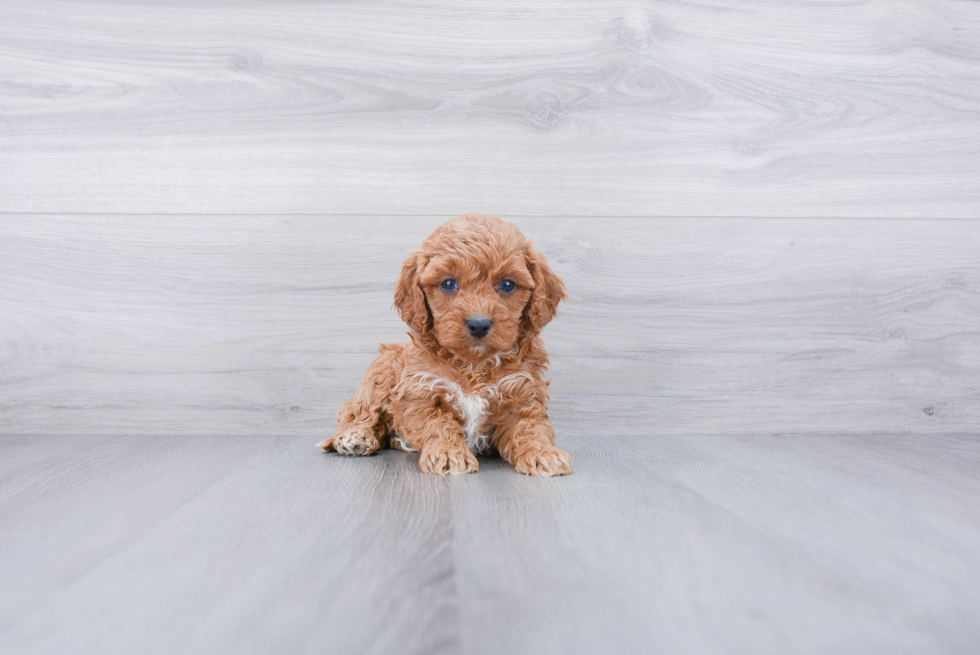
[[319, 213, 573, 476]]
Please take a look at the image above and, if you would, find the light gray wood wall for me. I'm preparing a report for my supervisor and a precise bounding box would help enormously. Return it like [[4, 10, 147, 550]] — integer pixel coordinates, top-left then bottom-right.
[[1, 0, 979, 436], [2, 0, 980, 217], [2, 216, 978, 436]]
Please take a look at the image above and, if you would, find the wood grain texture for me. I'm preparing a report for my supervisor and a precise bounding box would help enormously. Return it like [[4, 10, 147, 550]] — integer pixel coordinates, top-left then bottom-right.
[[0, 436, 459, 654], [2, 0, 980, 216], [1, 215, 978, 437], [1, 433, 978, 654]]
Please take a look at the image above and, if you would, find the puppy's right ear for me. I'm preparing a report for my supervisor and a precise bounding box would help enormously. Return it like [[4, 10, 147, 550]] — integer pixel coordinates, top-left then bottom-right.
[[394, 252, 431, 335]]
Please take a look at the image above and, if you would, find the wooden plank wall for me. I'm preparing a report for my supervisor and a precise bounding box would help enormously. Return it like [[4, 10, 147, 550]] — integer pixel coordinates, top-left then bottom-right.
[[1, 0, 978, 436]]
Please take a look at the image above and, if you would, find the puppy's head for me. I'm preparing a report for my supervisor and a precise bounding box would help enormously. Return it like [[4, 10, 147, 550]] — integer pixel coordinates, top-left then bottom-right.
[[394, 213, 566, 362]]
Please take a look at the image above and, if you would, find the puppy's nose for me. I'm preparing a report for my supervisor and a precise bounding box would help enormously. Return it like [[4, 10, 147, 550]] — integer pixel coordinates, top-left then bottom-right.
[[466, 316, 492, 339]]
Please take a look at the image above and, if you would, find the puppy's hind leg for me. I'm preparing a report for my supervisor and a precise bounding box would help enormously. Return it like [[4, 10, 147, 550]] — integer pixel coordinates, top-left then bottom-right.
[[320, 398, 382, 456], [319, 346, 401, 456]]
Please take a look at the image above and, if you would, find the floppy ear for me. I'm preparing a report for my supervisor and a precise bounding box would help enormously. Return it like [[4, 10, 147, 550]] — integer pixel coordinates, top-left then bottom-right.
[[394, 252, 431, 335], [523, 242, 567, 334]]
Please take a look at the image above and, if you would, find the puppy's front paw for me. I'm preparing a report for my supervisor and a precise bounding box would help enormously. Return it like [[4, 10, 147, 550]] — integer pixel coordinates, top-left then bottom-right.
[[320, 426, 380, 456], [419, 443, 479, 475], [512, 445, 573, 477]]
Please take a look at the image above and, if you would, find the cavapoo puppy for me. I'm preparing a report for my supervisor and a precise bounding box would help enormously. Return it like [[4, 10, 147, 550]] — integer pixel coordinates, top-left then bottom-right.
[[319, 213, 572, 476]]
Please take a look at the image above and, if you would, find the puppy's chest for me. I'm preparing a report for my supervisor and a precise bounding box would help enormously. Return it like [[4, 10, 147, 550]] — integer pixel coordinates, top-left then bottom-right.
[[453, 386, 493, 455], [409, 371, 536, 454]]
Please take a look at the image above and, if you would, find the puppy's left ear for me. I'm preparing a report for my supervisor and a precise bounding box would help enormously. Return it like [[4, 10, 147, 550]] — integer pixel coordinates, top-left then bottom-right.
[[394, 251, 431, 335], [523, 242, 567, 334]]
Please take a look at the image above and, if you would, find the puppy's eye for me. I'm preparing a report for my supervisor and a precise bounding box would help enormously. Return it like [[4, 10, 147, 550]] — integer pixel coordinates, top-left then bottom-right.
[[440, 279, 458, 292], [498, 279, 516, 294]]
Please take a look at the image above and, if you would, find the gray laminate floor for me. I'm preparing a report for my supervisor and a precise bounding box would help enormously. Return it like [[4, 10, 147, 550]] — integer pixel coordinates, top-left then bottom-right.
[[2, 433, 979, 655]]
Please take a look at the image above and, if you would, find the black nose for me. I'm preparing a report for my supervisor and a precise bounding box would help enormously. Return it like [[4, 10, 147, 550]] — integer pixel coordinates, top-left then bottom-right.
[[466, 317, 492, 339]]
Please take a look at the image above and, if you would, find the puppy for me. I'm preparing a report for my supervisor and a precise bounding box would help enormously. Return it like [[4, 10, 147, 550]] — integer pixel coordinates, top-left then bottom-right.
[[318, 213, 573, 476]]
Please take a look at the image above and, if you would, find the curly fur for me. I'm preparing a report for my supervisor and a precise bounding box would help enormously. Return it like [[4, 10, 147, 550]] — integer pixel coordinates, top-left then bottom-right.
[[319, 213, 572, 476]]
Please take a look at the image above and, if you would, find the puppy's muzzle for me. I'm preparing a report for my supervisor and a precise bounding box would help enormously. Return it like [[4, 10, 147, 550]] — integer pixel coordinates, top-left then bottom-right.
[[466, 316, 492, 339]]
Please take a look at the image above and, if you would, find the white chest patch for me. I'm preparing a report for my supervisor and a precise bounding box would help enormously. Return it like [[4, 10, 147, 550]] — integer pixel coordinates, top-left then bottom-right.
[[454, 388, 491, 454], [408, 372, 534, 455]]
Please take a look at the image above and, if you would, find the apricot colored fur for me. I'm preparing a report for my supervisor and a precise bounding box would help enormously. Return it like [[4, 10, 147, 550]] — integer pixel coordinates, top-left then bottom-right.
[[319, 213, 572, 476]]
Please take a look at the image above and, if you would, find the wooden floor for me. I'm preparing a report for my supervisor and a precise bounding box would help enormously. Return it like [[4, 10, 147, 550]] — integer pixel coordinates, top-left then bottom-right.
[[2, 0, 980, 653], [2, 433, 979, 654]]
